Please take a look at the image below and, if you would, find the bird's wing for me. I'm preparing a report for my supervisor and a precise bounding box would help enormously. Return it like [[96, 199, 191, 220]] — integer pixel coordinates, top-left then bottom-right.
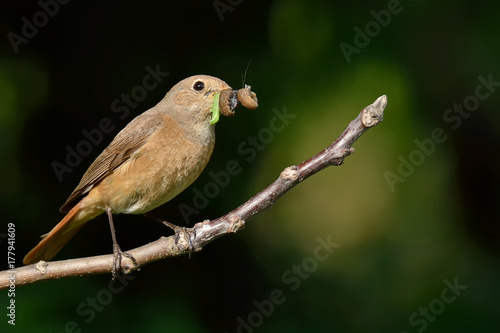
[[59, 113, 164, 213]]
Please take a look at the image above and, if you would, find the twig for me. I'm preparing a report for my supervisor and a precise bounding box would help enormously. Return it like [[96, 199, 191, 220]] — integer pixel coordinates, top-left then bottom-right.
[[0, 95, 387, 289]]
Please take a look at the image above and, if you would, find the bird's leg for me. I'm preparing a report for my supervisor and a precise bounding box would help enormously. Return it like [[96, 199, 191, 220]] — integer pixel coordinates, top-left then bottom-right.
[[144, 213, 195, 258], [106, 206, 138, 278]]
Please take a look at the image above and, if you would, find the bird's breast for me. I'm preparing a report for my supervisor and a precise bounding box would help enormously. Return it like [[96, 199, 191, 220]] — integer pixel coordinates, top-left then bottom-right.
[[96, 114, 215, 214]]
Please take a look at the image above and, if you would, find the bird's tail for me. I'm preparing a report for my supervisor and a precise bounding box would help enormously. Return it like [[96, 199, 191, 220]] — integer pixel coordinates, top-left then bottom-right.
[[23, 202, 100, 265]]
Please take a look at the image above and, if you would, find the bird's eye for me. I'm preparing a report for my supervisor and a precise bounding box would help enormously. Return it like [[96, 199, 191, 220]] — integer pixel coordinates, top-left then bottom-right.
[[193, 81, 205, 91]]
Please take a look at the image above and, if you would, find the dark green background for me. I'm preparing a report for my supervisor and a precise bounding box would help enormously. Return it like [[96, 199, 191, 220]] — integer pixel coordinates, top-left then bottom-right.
[[1, 0, 499, 332]]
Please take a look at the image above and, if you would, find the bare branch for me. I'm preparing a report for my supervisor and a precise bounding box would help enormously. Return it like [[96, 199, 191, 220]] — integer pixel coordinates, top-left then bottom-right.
[[0, 95, 387, 289]]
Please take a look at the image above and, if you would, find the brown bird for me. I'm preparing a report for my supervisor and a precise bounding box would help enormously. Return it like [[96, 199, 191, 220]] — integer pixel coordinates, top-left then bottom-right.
[[23, 75, 239, 273]]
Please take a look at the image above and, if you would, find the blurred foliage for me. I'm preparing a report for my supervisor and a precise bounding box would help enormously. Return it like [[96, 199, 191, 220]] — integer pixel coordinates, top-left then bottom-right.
[[1, 0, 499, 332]]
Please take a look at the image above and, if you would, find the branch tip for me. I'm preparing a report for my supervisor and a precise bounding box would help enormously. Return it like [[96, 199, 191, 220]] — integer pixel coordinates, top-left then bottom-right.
[[374, 94, 387, 111], [362, 94, 386, 127]]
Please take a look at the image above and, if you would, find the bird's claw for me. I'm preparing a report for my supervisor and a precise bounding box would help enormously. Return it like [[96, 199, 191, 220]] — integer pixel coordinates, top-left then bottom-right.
[[112, 244, 138, 279], [162, 221, 196, 259]]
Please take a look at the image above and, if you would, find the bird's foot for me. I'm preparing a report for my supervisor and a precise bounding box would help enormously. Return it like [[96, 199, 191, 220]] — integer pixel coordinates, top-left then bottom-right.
[[144, 213, 196, 258], [162, 220, 196, 259], [111, 244, 139, 279]]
